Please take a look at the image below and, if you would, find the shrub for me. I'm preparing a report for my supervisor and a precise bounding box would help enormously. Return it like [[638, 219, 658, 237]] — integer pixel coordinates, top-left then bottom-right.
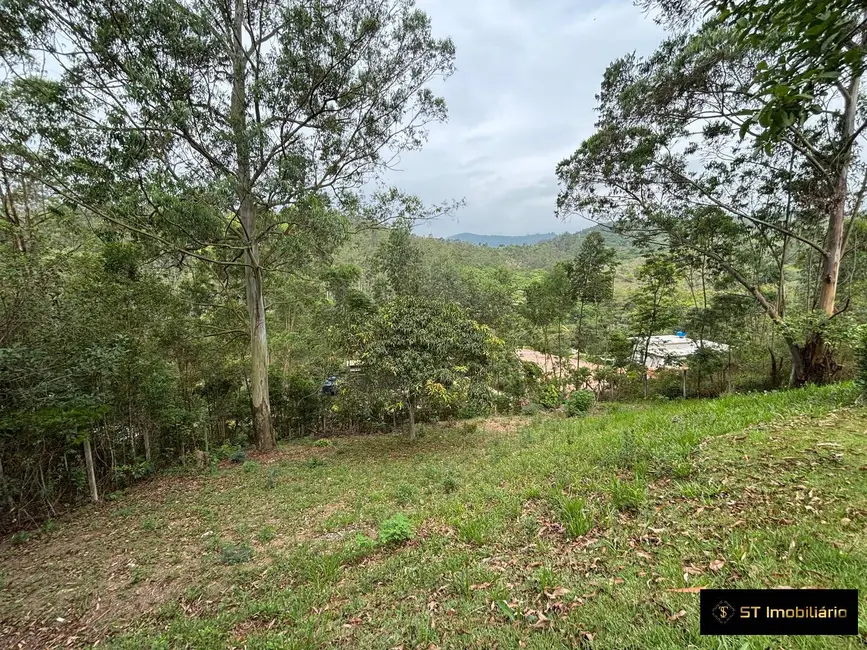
[[536, 381, 563, 410], [378, 514, 414, 545], [242, 460, 260, 473], [520, 402, 541, 416], [564, 389, 594, 417], [229, 448, 247, 463]]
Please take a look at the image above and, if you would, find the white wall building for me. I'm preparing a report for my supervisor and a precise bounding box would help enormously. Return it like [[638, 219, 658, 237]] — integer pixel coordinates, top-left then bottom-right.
[[632, 334, 729, 370]]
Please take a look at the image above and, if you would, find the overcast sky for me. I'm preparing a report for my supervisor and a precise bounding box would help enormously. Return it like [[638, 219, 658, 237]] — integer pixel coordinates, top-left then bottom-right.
[[383, 0, 666, 238]]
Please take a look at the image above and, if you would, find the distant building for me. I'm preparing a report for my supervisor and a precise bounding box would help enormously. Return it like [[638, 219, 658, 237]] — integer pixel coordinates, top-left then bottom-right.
[[632, 334, 729, 370]]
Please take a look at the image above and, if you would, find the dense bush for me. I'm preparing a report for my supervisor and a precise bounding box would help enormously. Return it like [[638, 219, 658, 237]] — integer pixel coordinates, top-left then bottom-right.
[[535, 381, 563, 409], [378, 513, 414, 545], [564, 389, 594, 417]]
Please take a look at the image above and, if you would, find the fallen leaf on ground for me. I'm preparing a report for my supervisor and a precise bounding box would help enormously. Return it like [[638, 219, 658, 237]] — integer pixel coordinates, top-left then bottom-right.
[[668, 609, 687, 621], [665, 587, 703, 593]]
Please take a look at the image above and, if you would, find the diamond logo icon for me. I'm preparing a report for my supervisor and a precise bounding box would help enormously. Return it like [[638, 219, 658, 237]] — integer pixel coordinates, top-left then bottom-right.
[[712, 600, 736, 624]]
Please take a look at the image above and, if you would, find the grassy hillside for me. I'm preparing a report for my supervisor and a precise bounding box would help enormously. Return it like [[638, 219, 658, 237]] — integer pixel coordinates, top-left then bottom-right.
[[2, 385, 865, 649]]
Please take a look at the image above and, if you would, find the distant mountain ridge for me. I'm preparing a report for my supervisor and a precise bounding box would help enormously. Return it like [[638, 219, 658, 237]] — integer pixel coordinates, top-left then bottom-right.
[[447, 232, 558, 247]]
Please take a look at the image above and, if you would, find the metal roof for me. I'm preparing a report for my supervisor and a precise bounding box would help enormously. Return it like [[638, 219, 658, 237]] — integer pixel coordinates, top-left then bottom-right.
[[633, 335, 729, 368]]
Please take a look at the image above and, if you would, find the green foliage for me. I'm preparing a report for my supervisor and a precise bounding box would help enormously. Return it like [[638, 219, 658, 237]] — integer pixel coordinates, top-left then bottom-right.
[[361, 295, 500, 435], [857, 326, 867, 396], [607, 477, 647, 512], [551, 495, 594, 538], [378, 514, 414, 545], [348, 533, 377, 556], [535, 381, 563, 410], [219, 543, 254, 566], [565, 389, 595, 417], [242, 460, 260, 474], [441, 474, 459, 494]]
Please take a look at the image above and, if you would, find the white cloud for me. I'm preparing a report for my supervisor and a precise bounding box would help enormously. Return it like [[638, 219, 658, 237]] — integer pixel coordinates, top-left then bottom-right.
[[382, 0, 666, 237]]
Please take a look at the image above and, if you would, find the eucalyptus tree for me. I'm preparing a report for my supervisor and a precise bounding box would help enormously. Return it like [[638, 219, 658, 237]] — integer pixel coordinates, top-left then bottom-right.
[[3, 0, 456, 448], [556, 20, 866, 384], [564, 231, 618, 365]]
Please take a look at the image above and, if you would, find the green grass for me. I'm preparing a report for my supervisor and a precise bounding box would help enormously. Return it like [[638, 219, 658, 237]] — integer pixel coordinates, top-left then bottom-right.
[[1, 384, 865, 648]]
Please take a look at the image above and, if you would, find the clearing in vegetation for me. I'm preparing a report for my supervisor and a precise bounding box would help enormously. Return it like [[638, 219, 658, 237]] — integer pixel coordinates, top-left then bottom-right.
[[1, 384, 865, 649]]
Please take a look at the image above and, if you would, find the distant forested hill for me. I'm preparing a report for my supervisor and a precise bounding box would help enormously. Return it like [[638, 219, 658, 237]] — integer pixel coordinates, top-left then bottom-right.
[[338, 225, 642, 290], [446, 232, 557, 247]]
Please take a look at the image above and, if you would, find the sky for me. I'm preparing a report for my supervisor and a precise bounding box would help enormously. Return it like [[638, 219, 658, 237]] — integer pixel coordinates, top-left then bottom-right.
[[382, 0, 666, 238]]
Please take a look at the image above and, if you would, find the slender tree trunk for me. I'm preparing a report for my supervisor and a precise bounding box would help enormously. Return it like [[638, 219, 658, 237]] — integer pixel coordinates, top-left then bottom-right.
[[143, 427, 151, 463], [231, 0, 275, 450], [83, 437, 99, 503], [407, 395, 416, 440]]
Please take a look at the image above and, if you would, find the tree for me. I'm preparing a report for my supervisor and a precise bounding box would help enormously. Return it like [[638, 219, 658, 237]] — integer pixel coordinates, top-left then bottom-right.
[[361, 296, 497, 439], [3, 0, 456, 449], [556, 20, 866, 384], [521, 265, 572, 384], [564, 231, 619, 365], [630, 255, 681, 397], [373, 224, 423, 298]]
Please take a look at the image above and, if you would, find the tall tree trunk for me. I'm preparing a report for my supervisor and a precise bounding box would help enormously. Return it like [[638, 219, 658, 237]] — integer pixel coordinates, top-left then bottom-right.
[[816, 73, 859, 317], [83, 436, 99, 503], [791, 66, 862, 384], [244, 243, 275, 450], [143, 426, 151, 463], [232, 0, 275, 450]]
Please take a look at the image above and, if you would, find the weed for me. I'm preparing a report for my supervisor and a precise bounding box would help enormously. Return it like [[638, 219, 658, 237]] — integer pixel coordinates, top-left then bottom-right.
[[531, 565, 556, 594], [266, 466, 278, 489], [10, 530, 31, 545], [242, 460, 260, 473], [303, 457, 325, 469], [378, 514, 414, 545], [140, 517, 158, 532], [313, 439, 331, 447], [392, 483, 417, 505], [257, 526, 276, 543], [608, 477, 647, 512], [456, 518, 489, 545], [441, 474, 459, 494], [552, 494, 594, 538], [220, 543, 254, 565]]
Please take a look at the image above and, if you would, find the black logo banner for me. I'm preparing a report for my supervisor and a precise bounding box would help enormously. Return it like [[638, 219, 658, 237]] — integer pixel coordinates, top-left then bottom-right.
[[700, 589, 858, 635]]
